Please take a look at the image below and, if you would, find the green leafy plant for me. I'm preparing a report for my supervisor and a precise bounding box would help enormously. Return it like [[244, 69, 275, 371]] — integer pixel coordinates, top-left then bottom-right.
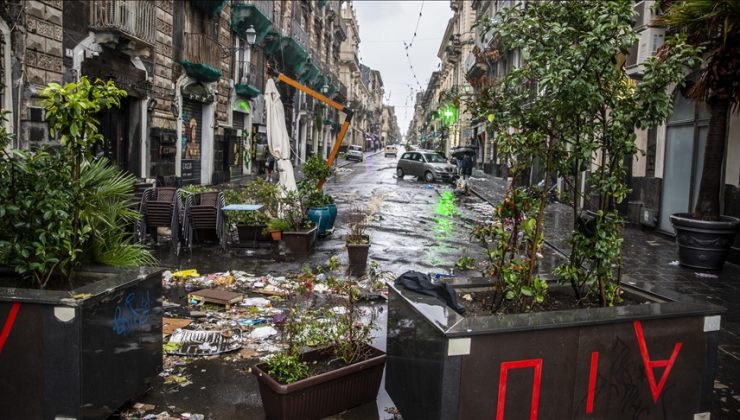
[[469, 0, 698, 308], [265, 218, 292, 233], [455, 255, 477, 271], [299, 155, 334, 209], [181, 184, 216, 195], [0, 78, 152, 288]]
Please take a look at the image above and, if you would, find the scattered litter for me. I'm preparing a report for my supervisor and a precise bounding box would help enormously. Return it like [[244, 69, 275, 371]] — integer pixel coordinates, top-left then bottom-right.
[[133, 402, 156, 412], [187, 289, 244, 309], [462, 294, 473, 302], [248, 326, 278, 340], [171, 269, 200, 278], [167, 329, 242, 356], [238, 318, 266, 327], [243, 297, 271, 307], [669, 260, 680, 266], [163, 318, 193, 336], [695, 272, 719, 279]]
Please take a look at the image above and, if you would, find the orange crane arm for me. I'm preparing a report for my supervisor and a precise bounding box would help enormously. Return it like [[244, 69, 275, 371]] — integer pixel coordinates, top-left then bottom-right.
[[272, 71, 353, 190]]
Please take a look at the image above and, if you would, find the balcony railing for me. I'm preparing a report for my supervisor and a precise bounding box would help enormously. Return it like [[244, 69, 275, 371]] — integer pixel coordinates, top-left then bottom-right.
[[234, 0, 273, 22], [89, 0, 156, 45], [184, 32, 221, 70], [290, 18, 309, 50]]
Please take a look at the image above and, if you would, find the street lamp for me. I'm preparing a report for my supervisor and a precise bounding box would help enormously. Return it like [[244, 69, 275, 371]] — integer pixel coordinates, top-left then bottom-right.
[[241, 25, 257, 84]]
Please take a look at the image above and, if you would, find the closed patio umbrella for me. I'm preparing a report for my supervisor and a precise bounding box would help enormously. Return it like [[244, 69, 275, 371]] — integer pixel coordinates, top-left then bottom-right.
[[265, 78, 297, 193]]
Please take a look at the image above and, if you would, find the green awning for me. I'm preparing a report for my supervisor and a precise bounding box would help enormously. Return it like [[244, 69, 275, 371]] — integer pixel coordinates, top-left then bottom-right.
[[318, 0, 329, 7], [298, 64, 320, 85], [263, 30, 282, 56], [279, 36, 308, 73], [181, 60, 222, 83], [235, 83, 260, 99], [190, 0, 227, 17], [230, 3, 273, 44], [311, 74, 328, 91]]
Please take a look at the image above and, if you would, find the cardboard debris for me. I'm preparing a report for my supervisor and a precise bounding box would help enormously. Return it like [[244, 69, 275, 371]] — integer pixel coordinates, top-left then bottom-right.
[[163, 318, 193, 336], [188, 289, 244, 309]]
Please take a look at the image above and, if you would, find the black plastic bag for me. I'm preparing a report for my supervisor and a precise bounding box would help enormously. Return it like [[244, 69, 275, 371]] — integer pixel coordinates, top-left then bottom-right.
[[395, 271, 465, 314]]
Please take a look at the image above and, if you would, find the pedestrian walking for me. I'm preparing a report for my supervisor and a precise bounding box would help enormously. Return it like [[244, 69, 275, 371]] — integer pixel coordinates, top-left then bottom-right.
[[265, 154, 275, 183], [461, 154, 473, 193]]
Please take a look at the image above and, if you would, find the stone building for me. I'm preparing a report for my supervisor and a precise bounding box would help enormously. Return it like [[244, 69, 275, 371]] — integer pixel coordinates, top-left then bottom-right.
[[1, 0, 396, 185]]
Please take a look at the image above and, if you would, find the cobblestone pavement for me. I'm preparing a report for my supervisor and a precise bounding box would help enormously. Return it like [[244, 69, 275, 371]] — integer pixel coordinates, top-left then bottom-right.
[[469, 172, 740, 417]]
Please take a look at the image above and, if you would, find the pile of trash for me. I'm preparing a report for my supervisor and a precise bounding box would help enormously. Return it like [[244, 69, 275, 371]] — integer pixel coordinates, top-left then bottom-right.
[[158, 263, 393, 365]]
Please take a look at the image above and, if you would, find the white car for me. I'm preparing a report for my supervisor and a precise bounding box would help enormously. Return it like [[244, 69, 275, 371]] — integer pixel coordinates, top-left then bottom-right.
[[346, 145, 363, 162], [384, 145, 398, 157]]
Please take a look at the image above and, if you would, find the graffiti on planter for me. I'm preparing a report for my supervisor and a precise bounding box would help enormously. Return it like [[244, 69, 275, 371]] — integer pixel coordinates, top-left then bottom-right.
[[495, 320, 683, 419], [0, 303, 21, 354], [112, 291, 151, 336]]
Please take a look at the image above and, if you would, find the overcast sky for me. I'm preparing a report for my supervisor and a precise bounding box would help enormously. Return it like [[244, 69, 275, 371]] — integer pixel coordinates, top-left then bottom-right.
[[353, 1, 452, 137]]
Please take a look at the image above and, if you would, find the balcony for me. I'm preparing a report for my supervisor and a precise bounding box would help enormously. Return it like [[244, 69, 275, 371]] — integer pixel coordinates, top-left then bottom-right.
[[263, 28, 282, 56], [236, 63, 261, 99], [189, 0, 227, 18], [182, 33, 222, 83], [231, 1, 273, 44], [278, 34, 308, 77], [89, 0, 156, 47], [337, 82, 348, 101], [464, 51, 488, 80], [290, 19, 309, 50], [336, 15, 347, 41]]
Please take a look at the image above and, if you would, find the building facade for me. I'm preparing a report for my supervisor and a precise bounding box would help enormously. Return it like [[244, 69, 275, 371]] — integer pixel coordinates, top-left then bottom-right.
[[1, 0, 397, 185]]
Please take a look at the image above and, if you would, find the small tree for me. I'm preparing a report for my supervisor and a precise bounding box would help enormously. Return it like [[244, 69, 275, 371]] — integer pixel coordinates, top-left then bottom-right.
[[470, 0, 699, 307], [0, 77, 153, 288]]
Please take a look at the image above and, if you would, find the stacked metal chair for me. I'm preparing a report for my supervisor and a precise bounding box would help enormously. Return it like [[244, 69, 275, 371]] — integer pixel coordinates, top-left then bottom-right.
[[182, 191, 226, 250], [139, 186, 183, 248]]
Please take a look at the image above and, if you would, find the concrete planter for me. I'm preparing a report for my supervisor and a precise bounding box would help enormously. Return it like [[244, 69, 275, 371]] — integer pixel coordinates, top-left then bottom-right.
[[386, 278, 723, 420], [0, 267, 164, 419], [253, 345, 386, 420]]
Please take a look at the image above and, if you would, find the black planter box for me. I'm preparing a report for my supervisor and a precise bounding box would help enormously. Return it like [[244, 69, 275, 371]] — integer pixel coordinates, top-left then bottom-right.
[[386, 278, 724, 420], [0, 267, 164, 419]]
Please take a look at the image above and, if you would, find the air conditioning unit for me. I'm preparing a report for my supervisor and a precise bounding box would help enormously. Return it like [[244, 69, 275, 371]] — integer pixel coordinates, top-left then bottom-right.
[[636, 27, 665, 64], [632, 1, 657, 29]]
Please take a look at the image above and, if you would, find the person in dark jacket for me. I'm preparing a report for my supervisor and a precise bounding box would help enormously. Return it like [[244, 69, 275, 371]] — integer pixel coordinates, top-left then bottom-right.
[[461, 155, 473, 193]]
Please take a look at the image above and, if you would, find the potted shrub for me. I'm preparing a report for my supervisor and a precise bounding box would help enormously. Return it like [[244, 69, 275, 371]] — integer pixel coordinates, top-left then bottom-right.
[[225, 180, 279, 243], [265, 218, 291, 241], [253, 260, 385, 419], [387, 3, 722, 419], [280, 188, 318, 257], [346, 205, 370, 276], [658, 1, 740, 270], [301, 155, 336, 235], [0, 78, 162, 419]]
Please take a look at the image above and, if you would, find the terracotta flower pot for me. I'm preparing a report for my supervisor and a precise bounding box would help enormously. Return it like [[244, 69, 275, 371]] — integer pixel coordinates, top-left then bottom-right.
[[270, 230, 282, 241]]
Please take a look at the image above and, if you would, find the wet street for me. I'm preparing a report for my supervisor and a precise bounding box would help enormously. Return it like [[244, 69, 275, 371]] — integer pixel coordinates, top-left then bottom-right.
[[141, 148, 494, 419]]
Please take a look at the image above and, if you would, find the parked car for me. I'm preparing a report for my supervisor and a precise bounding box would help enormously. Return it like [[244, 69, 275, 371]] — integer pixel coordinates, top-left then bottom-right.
[[384, 145, 398, 158], [396, 150, 457, 182], [346, 145, 363, 162]]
